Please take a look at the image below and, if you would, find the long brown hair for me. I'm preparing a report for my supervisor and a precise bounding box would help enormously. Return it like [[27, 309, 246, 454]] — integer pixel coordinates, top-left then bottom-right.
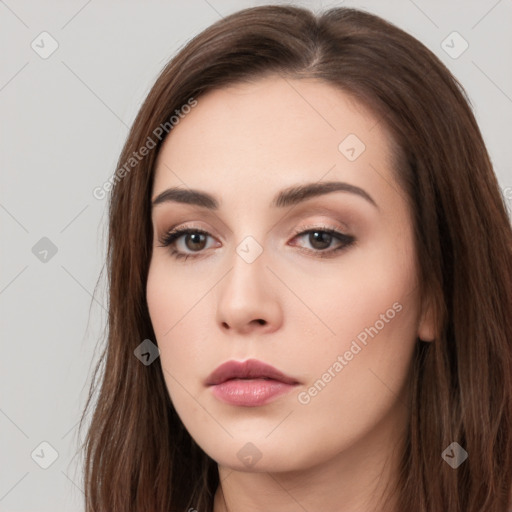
[[80, 5, 512, 511]]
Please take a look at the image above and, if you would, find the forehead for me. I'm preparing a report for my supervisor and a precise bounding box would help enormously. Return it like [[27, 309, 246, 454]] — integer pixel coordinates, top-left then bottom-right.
[[152, 76, 397, 205]]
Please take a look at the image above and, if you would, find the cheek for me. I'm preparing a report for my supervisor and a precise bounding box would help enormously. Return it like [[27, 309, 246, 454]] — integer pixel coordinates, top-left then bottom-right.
[[291, 248, 419, 433], [146, 259, 214, 386], [287, 306, 417, 472], [146, 257, 240, 458], [146, 264, 173, 339], [288, 232, 418, 349], [146, 257, 208, 339]]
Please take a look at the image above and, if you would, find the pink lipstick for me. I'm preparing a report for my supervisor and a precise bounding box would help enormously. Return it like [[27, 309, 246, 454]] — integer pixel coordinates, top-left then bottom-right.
[[205, 359, 299, 407]]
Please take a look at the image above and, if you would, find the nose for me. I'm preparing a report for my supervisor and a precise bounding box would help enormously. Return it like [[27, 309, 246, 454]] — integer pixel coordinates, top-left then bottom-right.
[[215, 248, 283, 335]]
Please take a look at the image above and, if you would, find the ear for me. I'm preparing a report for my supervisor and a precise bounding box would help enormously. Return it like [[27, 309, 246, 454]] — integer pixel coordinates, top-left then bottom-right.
[[417, 293, 436, 342]]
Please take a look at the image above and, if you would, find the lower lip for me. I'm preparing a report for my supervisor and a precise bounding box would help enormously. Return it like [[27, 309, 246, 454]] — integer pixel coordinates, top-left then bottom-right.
[[209, 379, 297, 406]]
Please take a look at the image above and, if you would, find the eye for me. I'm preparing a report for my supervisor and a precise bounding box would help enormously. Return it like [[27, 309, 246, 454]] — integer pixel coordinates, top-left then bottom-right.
[[157, 225, 356, 261], [157, 228, 217, 261], [289, 226, 355, 258]]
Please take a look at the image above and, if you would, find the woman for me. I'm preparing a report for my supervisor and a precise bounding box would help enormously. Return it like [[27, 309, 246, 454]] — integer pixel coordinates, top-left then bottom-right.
[[80, 5, 512, 511]]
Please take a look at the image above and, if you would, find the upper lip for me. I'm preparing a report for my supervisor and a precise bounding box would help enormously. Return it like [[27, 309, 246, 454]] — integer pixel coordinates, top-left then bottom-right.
[[205, 359, 299, 386]]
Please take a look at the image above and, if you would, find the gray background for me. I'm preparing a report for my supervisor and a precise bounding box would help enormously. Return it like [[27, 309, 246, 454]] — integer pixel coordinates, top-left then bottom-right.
[[1, 0, 511, 510]]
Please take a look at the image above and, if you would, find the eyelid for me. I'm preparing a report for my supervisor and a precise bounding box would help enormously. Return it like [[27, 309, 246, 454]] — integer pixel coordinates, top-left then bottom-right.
[[157, 224, 220, 249], [157, 220, 350, 246], [157, 220, 356, 262], [291, 220, 350, 236]]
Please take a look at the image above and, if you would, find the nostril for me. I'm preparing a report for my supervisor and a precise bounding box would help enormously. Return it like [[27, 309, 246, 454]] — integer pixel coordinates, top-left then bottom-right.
[[221, 319, 267, 329]]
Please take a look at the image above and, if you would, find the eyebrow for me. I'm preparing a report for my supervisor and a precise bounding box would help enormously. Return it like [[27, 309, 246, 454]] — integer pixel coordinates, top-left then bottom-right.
[[151, 181, 378, 210]]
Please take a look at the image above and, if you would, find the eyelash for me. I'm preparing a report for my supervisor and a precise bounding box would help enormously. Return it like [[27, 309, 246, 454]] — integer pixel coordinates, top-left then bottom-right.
[[157, 225, 356, 261]]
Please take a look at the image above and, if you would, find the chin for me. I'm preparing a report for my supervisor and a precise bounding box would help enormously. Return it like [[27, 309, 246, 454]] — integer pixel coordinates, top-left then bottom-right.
[[203, 437, 324, 474]]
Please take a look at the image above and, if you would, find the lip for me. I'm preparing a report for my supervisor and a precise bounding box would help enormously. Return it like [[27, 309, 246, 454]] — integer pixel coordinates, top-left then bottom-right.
[[205, 359, 300, 407]]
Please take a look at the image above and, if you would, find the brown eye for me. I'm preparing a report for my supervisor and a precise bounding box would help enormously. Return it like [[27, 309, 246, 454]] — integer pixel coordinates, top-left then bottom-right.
[[184, 232, 208, 251], [158, 228, 215, 260], [158, 226, 355, 262], [308, 231, 333, 250], [290, 227, 356, 258]]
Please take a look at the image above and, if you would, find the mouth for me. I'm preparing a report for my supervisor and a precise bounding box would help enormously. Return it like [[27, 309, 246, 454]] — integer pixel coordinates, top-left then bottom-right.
[[205, 358, 300, 407]]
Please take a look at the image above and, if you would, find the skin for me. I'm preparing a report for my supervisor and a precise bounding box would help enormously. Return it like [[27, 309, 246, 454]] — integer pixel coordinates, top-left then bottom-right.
[[146, 76, 435, 512]]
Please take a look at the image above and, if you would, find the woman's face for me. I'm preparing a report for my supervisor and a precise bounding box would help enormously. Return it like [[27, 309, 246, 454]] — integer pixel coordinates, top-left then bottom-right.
[[147, 76, 434, 474]]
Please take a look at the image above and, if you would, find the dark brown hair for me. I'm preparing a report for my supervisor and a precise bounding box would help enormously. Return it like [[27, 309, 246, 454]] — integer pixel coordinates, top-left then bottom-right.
[[80, 5, 512, 511]]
